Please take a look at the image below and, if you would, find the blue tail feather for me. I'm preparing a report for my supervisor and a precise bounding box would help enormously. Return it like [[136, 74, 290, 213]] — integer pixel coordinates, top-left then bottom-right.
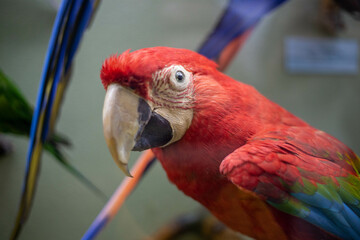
[[13, 1, 100, 239], [198, 0, 288, 60]]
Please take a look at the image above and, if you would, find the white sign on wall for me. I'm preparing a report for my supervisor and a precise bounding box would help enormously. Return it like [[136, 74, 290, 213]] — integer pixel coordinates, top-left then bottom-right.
[[285, 37, 359, 74]]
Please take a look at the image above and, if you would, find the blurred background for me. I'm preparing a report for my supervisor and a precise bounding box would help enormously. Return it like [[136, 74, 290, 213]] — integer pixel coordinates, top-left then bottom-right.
[[0, 0, 359, 239]]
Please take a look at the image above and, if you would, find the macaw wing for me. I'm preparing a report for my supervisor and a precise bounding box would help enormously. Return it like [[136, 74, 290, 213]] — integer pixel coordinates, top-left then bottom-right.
[[11, 0, 101, 239], [82, 1, 292, 239], [220, 126, 360, 240]]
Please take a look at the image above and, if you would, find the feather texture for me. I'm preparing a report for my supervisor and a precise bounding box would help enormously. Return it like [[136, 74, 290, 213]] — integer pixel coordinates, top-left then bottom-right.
[[11, 1, 102, 239], [101, 46, 360, 239], [221, 127, 360, 239]]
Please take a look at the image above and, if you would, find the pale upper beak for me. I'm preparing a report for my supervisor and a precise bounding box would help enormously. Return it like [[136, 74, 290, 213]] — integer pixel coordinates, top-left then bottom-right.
[[102, 84, 175, 176], [102, 84, 140, 176], [102, 83, 193, 176]]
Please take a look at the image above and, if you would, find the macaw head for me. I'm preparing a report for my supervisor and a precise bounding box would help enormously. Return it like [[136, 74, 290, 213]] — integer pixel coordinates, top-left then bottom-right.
[[101, 47, 220, 175]]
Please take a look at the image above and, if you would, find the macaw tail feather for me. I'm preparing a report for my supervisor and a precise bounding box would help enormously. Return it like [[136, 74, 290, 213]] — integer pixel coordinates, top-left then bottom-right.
[[1, 68, 105, 200], [11, 0, 101, 239], [198, 0, 288, 68], [44, 134, 107, 201], [82, 150, 156, 240], [10, 131, 106, 240]]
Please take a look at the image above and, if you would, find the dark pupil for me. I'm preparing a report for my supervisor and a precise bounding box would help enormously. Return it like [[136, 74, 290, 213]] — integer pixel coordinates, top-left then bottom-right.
[[175, 71, 185, 82]]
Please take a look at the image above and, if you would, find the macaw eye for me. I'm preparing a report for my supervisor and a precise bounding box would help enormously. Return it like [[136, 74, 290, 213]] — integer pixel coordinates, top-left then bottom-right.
[[175, 71, 185, 83], [160, 65, 191, 92]]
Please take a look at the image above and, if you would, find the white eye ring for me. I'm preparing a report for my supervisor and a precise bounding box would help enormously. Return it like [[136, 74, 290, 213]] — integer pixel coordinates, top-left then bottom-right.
[[169, 65, 191, 91]]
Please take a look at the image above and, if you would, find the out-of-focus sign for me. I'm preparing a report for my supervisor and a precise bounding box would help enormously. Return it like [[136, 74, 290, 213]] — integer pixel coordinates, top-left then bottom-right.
[[285, 37, 359, 74]]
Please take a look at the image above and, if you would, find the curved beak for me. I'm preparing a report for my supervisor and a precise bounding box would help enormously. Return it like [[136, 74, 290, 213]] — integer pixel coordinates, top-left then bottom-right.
[[102, 84, 173, 177], [102, 84, 140, 177]]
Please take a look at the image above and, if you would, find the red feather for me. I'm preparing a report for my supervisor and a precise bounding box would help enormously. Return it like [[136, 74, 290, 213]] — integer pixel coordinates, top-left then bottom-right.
[[101, 47, 358, 240]]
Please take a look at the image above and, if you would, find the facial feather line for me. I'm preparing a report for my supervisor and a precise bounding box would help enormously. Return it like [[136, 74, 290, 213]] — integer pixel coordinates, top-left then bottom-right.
[[150, 65, 195, 110]]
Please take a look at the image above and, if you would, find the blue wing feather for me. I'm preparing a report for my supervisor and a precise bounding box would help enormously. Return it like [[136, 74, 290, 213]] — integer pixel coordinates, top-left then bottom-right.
[[221, 129, 360, 239], [343, 204, 360, 233], [81, 155, 157, 240], [292, 192, 360, 239], [303, 206, 351, 239]]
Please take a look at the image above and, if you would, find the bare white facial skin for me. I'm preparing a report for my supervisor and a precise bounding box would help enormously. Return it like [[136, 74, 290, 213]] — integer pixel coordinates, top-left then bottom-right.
[[150, 65, 194, 146]]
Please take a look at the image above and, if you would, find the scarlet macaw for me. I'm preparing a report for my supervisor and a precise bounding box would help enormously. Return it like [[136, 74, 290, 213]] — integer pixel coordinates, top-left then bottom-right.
[[100, 47, 360, 240], [82, 2, 291, 239], [11, 0, 102, 239]]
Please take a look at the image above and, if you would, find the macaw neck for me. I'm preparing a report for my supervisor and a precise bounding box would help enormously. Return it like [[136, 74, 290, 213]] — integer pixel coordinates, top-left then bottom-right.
[[152, 136, 235, 204], [151, 80, 265, 202], [152, 73, 307, 202], [151, 72, 330, 239], [152, 124, 286, 239]]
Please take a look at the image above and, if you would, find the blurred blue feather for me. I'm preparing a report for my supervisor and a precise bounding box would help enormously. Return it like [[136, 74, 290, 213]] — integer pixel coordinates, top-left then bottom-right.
[[198, 0, 288, 61], [12, 1, 101, 239]]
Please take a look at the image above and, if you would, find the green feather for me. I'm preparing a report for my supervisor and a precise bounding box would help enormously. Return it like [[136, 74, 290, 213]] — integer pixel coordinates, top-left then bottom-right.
[[0, 69, 106, 199], [269, 195, 311, 219], [338, 176, 360, 206], [0, 69, 33, 135]]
